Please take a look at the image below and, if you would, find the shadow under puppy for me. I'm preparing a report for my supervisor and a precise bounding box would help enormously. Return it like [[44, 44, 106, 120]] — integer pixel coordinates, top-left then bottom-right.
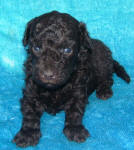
[[13, 11, 130, 147]]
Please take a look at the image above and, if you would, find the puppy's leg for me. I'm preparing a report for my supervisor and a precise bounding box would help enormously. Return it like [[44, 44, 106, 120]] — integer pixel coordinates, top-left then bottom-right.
[[90, 39, 114, 100], [13, 79, 44, 147], [63, 88, 89, 142], [96, 76, 113, 100]]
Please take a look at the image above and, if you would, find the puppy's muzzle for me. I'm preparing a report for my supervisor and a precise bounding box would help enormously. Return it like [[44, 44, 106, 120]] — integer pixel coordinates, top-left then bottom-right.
[[42, 70, 56, 80]]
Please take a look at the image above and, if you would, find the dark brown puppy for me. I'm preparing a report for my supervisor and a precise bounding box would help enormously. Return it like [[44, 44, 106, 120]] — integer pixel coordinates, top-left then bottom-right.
[[13, 11, 130, 147]]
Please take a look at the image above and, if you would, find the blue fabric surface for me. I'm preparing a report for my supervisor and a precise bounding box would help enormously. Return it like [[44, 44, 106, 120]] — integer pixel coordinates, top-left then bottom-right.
[[0, 0, 134, 150]]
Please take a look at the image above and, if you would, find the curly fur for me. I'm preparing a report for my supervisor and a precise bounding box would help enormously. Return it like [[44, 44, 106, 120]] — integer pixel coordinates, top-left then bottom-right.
[[13, 11, 130, 147]]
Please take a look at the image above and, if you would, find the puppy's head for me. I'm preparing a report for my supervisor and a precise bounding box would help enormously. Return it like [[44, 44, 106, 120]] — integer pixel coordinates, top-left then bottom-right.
[[23, 11, 93, 89]]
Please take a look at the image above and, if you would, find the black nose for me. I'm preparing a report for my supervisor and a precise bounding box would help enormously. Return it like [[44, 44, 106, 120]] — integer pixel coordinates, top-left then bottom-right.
[[43, 70, 55, 79]]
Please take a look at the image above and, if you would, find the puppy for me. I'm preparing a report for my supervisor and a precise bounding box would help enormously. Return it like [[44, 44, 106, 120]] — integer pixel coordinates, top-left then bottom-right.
[[13, 11, 130, 147]]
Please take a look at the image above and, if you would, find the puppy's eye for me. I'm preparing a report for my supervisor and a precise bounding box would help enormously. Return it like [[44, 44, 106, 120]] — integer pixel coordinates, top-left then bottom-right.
[[64, 48, 72, 54], [33, 46, 40, 52]]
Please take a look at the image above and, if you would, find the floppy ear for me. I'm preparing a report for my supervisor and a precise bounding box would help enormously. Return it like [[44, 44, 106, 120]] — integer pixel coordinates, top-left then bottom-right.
[[79, 22, 94, 53], [23, 18, 35, 47]]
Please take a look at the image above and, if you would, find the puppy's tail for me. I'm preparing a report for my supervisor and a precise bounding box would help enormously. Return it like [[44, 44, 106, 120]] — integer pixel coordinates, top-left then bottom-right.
[[113, 60, 130, 83]]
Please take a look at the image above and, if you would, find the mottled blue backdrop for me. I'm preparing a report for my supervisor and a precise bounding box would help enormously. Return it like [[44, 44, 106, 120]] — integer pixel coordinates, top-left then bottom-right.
[[0, 0, 134, 150]]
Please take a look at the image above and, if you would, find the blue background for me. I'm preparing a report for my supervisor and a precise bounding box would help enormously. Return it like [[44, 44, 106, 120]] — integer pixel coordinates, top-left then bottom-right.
[[0, 0, 134, 150]]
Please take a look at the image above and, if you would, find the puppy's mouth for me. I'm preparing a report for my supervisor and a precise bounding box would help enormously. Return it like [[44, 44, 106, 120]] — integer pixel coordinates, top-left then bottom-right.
[[40, 77, 58, 88], [33, 73, 68, 89], [42, 82, 58, 89]]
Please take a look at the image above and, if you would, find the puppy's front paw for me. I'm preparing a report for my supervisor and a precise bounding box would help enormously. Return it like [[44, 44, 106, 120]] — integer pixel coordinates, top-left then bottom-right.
[[12, 129, 41, 147], [63, 125, 90, 143], [96, 87, 113, 100]]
